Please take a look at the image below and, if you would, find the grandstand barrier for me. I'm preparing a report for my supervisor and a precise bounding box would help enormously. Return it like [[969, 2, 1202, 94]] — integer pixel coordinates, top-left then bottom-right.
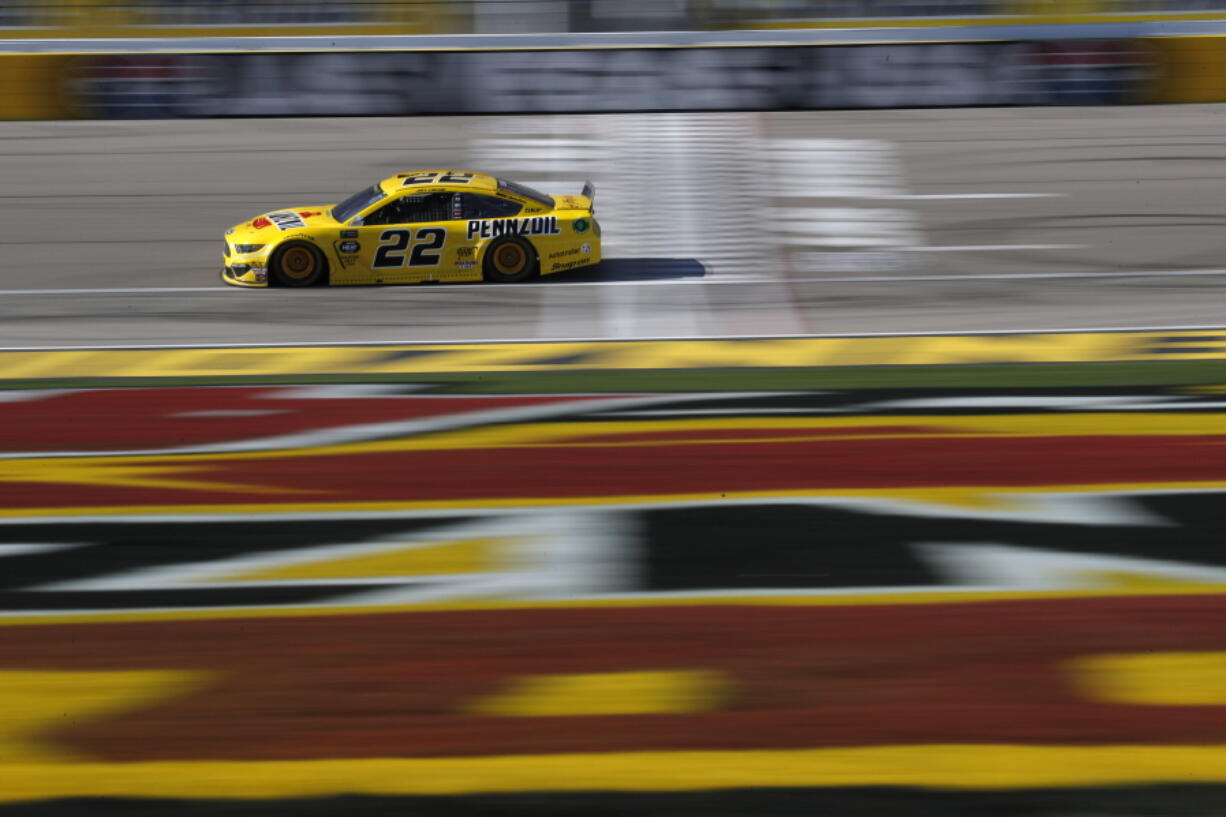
[[4, 1, 1226, 38], [2, 28, 1226, 119]]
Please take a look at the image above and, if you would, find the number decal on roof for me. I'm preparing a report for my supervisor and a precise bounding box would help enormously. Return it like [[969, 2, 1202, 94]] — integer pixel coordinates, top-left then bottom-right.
[[401, 171, 476, 186]]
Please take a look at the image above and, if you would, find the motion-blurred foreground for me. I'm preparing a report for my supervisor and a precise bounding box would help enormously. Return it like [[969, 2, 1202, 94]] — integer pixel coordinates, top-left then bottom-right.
[[6, 0, 1226, 814], [5, 342, 1226, 814]]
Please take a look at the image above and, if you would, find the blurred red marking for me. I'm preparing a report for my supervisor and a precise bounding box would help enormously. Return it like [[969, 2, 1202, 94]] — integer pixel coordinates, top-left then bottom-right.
[[4, 435, 1225, 510], [0, 388, 610, 454], [6, 597, 1226, 760]]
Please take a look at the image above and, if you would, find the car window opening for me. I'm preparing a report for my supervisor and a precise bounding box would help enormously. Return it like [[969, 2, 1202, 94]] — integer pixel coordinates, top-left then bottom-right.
[[497, 179, 553, 208], [332, 184, 387, 223]]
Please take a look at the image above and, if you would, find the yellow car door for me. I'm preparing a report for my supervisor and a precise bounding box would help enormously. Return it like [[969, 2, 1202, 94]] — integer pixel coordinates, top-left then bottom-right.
[[352, 192, 463, 284]]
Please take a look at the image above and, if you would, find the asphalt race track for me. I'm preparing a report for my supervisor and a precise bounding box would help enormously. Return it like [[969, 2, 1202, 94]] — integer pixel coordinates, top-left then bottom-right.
[[3, 105, 1226, 347]]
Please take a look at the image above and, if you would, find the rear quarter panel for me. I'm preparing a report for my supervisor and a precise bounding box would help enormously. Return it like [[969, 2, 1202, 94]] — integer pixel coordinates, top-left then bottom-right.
[[510, 210, 600, 277]]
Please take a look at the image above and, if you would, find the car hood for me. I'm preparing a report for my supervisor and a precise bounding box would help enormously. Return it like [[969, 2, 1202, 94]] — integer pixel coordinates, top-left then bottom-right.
[[227, 205, 338, 241]]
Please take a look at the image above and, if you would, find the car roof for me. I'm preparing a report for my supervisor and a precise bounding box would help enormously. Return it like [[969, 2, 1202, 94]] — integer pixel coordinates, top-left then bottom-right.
[[378, 170, 500, 196]]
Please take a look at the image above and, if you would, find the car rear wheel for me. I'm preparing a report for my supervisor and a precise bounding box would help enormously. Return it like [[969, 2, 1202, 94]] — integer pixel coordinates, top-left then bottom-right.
[[483, 236, 538, 283], [271, 241, 327, 287]]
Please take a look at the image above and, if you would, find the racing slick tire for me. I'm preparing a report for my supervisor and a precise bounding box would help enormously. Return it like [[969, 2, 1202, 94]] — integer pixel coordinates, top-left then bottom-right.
[[483, 236, 538, 283], [270, 241, 328, 287]]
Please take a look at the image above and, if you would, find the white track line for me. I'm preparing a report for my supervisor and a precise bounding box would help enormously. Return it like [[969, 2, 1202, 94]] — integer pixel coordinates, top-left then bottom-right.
[[864, 193, 1067, 201], [896, 244, 1087, 252], [784, 269, 1226, 283], [3, 325, 1226, 352], [4, 267, 1226, 298], [2, 287, 236, 295]]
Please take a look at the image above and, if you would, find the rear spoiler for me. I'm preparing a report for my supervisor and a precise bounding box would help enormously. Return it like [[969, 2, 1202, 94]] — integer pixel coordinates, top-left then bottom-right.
[[581, 180, 595, 202]]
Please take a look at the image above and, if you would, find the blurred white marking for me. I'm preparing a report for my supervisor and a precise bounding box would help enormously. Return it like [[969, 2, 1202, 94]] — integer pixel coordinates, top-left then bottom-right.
[[0, 390, 75, 402], [912, 543, 1226, 592], [783, 270, 1226, 282], [602, 283, 639, 338], [900, 244, 1086, 252], [861, 395, 1189, 410], [867, 193, 1067, 200], [0, 287, 239, 295], [769, 138, 905, 199], [33, 512, 637, 605], [0, 543, 84, 557], [773, 207, 922, 248]]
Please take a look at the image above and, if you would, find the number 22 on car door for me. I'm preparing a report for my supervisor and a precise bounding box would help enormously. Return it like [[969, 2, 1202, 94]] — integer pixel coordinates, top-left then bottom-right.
[[364, 225, 449, 283], [357, 192, 453, 284]]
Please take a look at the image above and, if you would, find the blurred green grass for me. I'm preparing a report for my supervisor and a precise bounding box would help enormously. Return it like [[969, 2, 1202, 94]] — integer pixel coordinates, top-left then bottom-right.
[[2, 360, 1225, 393]]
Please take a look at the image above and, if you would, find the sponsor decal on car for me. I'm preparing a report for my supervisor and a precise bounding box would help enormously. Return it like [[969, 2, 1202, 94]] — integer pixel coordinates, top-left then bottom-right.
[[267, 211, 307, 231], [457, 246, 476, 258], [339, 240, 360, 254], [251, 217, 271, 229], [572, 218, 590, 234], [298, 210, 323, 218], [340, 229, 358, 239], [466, 216, 561, 241], [581, 242, 592, 254], [551, 257, 591, 272], [457, 260, 476, 270], [549, 246, 581, 260]]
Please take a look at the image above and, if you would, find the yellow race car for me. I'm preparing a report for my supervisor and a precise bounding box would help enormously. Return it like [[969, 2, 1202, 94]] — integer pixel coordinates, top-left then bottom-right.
[[222, 170, 600, 287]]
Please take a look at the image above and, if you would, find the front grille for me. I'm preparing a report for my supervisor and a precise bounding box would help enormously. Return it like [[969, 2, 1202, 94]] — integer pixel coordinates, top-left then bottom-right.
[[223, 241, 230, 258]]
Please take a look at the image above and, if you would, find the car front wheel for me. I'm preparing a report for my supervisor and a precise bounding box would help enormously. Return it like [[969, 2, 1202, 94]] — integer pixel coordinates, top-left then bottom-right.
[[271, 241, 327, 287]]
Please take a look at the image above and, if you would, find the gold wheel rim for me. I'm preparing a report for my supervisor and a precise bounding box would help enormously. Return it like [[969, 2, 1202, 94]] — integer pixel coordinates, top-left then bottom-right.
[[494, 243, 527, 275], [282, 246, 317, 280]]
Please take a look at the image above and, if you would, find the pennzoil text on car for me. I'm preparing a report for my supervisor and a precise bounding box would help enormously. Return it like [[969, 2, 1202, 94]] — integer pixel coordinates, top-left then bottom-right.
[[222, 170, 599, 287]]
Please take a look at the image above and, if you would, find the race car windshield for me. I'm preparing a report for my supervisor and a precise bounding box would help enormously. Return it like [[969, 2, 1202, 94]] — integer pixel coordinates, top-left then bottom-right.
[[332, 184, 386, 223], [497, 179, 553, 208]]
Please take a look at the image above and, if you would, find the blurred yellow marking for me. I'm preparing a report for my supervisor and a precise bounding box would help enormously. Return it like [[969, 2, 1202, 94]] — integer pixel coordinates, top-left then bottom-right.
[[9, 581, 1226, 628], [0, 670, 210, 763], [6, 412, 1225, 474], [218, 538, 502, 581], [0, 460, 292, 495], [5, 330, 1226, 381], [321, 413, 1226, 457], [1074, 571, 1218, 591], [467, 670, 728, 718], [1072, 652, 1226, 705], [12, 744, 1226, 799]]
